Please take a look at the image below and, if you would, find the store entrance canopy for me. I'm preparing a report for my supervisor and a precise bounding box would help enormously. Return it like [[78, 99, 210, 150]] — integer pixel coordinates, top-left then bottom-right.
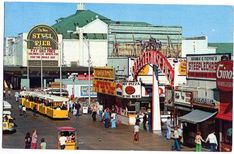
[[178, 110, 217, 124]]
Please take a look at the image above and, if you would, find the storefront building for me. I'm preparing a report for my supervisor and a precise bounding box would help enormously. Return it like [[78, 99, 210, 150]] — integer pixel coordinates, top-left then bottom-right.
[[172, 53, 232, 150], [215, 60, 233, 152]]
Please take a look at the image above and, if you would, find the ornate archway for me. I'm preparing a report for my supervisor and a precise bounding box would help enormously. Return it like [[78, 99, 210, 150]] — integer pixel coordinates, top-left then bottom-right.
[[132, 50, 174, 86], [132, 49, 175, 133]]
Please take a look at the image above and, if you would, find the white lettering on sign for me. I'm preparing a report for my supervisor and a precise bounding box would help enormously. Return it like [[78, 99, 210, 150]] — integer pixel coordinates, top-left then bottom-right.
[[217, 64, 233, 79]]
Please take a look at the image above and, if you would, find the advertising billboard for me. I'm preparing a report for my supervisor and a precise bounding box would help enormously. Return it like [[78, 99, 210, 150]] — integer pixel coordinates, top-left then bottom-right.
[[186, 53, 231, 80], [122, 82, 141, 99], [26, 25, 59, 67], [94, 67, 115, 80]]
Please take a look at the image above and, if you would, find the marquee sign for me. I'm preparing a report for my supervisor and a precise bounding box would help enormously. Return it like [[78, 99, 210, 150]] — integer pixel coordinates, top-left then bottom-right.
[[94, 67, 115, 80], [27, 25, 59, 66], [122, 82, 141, 99], [186, 54, 231, 80], [93, 79, 116, 95], [216, 60, 233, 92]]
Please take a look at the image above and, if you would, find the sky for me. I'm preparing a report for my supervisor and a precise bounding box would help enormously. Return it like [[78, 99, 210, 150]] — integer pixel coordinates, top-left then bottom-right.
[[3, 1, 234, 43]]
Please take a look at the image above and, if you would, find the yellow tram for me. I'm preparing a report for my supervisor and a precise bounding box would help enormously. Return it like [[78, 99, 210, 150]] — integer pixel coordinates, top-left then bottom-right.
[[19, 91, 69, 119]]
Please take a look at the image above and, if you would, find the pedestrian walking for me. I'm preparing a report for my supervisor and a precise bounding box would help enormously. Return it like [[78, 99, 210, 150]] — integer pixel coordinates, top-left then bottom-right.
[[103, 108, 110, 128], [69, 100, 74, 113], [143, 112, 147, 131], [166, 117, 172, 139], [172, 126, 181, 151], [76, 102, 81, 116], [18, 103, 23, 116], [31, 129, 38, 149], [22, 105, 27, 117], [178, 125, 183, 148], [98, 108, 103, 122], [7, 89, 11, 97], [40, 138, 47, 149], [133, 122, 140, 142], [195, 131, 205, 152], [3, 89, 6, 98], [59, 132, 67, 150], [92, 105, 97, 121], [15, 92, 19, 102], [24, 132, 31, 149], [33, 105, 37, 117], [205, 132, 218, 152], [111, 112, 116, 128]]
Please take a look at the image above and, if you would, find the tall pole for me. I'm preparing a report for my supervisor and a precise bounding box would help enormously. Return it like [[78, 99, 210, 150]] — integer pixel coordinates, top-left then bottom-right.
[[88, 40, 91, 105], [27, 46, 29, 89], [59, 42, 62, 96], [40, 46, 43, 90]]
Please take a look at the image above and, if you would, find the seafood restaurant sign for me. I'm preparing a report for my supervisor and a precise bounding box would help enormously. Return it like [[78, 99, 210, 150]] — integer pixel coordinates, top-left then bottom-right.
[[27, 25, 59, 67], [216, 60, 233, 92], [186, 54, 231, 80]]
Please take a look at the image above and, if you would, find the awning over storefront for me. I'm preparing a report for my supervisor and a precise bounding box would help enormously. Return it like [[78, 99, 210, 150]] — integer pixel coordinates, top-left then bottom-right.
[[216, 103, 232, 122], [178, 109, 217, 124]]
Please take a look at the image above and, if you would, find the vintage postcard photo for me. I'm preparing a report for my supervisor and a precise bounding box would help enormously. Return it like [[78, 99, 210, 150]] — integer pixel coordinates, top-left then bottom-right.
[[1, 0, 233, 153]]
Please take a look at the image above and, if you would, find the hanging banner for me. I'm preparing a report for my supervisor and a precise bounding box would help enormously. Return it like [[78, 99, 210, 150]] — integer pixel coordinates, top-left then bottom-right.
[[216, 60, 233, 92]]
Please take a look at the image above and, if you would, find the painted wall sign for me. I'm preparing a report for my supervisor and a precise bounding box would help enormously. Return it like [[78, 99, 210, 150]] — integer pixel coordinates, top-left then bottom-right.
[[122, 82, 141, 99], [80, 86, 97, 97], [27, 25, 59, 66], [193, 97, 219, 107], [186, 54, 231, 80], [216, 60, 233, 92], [174, 90, 193, 106], [94, 67, 115, 80], [93, 79, 116, 96]]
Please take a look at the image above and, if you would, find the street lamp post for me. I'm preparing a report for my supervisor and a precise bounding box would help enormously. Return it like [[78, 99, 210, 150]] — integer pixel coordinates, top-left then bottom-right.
[[67, 30, 91, 105], [24, 39, 43, 89], [42, 36, 63, 96], [87, 40, 91, 105], [40, 47, 43, 90]]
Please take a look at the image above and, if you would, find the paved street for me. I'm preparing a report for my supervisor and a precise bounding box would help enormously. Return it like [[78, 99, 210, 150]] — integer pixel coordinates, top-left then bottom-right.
[[3, 91, 196, 151]]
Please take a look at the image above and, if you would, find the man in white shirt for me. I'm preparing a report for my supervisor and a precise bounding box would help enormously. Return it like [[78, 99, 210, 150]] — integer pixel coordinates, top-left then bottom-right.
[[205, 132, 218, 152], [172, 127, 181, 151], [59, 133, 67, 150]]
